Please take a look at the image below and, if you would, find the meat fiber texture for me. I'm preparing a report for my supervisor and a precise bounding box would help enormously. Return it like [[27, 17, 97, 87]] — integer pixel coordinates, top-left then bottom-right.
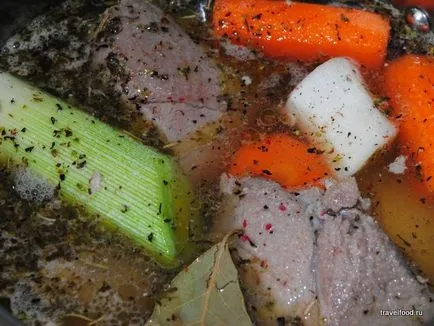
[[92, 0, 225, 142], [219, 175, 433, 325]]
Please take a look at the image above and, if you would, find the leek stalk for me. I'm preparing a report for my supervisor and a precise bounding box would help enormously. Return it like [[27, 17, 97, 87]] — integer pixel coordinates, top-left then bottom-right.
[[0, 72, 198, 267]]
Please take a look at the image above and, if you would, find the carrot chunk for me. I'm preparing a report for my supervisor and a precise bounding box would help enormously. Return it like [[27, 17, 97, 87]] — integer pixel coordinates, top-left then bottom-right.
[[383, 55, 434, 193], [213, 0, 390, 69], [229, 134, 329, 189]]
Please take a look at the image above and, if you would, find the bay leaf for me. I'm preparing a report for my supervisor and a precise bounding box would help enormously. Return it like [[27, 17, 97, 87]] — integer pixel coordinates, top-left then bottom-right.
[[146, 233, 252, 326]]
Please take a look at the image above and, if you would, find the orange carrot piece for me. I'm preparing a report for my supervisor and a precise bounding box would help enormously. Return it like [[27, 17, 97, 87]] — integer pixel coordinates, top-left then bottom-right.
[[393, 0, 434, 10], [229, 134, 329, 189], [383, 55, 434, 193], [213, 0, 390, 69]]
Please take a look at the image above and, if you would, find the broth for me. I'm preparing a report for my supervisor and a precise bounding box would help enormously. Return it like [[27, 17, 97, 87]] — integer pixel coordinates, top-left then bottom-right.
[[0, 0, 433, 324]]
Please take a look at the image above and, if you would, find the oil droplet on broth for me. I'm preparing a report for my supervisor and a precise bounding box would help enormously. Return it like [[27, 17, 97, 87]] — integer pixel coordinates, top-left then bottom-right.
[[13, 167, 55, 204]]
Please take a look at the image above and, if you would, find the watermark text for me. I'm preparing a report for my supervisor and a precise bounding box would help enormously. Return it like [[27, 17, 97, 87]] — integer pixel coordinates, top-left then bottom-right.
[[380, 309, 423, 317]]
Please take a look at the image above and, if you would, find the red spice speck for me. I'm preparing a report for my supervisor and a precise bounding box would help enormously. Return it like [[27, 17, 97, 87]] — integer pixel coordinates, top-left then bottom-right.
[[242, 219, 248, 228], [167, 96, 172, 101], [178, 97, 185, 102], [260, 260, 268, 269], [265, 223, 272, 232], [240, 234, 250, 242], [279, 203, 287, 211]]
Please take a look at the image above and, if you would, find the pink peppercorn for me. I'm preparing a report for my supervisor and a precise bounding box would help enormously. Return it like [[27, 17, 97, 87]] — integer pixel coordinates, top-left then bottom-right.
[[265, 223, 272, 232], [240, 234, 250, 242]]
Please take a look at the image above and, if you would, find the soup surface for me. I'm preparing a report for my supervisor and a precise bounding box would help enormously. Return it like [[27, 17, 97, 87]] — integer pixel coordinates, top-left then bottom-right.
[[0, 0, 433, 325]]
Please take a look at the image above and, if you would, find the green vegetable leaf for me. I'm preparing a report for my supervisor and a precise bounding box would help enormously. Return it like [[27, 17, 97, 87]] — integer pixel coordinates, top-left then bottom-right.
[[146, 233, 252, 326]]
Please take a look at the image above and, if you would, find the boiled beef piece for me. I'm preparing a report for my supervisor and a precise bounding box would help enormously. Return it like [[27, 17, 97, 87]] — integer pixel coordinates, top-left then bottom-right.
[[218, 175, 321, 325], [219, 175, 433, 325], [316, 179, 433, 326], [92, 0, 225, 141]]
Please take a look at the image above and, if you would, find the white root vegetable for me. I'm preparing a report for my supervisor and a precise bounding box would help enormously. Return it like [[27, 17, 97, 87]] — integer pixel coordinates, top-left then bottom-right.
[[286, 57, 397, 177]]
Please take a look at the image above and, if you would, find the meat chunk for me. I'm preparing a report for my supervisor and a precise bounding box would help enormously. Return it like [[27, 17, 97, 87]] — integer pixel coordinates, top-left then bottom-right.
[[92, 0, 225, 141], [219, 175, 321, 325], [316, 179, 433, 326], [218, 175, 433, 325]]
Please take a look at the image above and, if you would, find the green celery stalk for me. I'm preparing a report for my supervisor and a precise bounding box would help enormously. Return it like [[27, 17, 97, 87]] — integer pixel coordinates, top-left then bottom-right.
[[0, 72, 198, 267]]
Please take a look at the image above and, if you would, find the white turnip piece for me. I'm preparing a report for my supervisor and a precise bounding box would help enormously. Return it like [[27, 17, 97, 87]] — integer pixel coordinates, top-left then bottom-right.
[[286, 57, 397, 177]]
